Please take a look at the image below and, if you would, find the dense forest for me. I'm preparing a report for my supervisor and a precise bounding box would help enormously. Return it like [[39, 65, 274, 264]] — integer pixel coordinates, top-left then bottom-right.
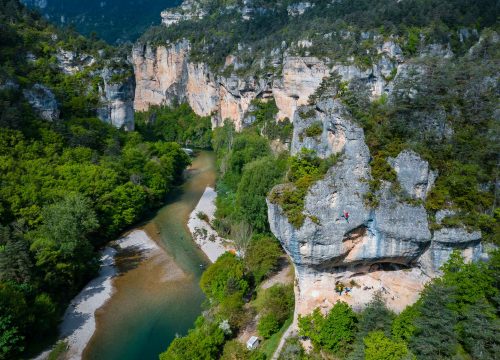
[[0, 1, 196, 358]]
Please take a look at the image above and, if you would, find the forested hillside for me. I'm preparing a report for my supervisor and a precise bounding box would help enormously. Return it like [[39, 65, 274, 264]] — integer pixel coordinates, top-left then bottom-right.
[[0, 1, 193, 358], [142, 0, 498, 72]]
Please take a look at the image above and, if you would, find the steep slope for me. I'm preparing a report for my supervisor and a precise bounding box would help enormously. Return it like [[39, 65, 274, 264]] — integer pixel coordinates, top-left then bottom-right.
[[1, 0, 135, 130]]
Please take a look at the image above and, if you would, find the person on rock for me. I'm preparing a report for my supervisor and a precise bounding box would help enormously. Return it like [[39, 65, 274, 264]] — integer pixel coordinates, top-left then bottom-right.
[[341, 210, 349, 223]]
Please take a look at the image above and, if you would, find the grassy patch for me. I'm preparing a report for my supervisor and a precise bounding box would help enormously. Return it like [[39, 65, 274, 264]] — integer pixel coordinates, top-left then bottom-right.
[[48, 341, 68, 360], [301, 122, 323, 139], [260, 317, 293, 358]]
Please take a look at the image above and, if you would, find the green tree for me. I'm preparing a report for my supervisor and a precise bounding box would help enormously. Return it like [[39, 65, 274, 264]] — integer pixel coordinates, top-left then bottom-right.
[[0, 226, 32, 284], [299, 301, 357, 354], [160, 318, 225, 360], [392, 304, 419, 343], [457, 298, 500, 359], [258, 313, 281, 339], [256, 284, 294, 338], [364, 331, 411, 360], [200, 253, 248, 302], [235, 156, 286, 232], [244, 235, 282, 284], [409, 283, 458, 360], [30, 193, 99, 295]]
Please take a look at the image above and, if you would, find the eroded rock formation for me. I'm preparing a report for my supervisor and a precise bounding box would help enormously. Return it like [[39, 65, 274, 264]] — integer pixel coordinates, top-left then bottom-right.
[[132, 35, 408, 129], [97, 68, 135, 131], [23, 84, 60, 121], [268, 99, 483, 280]]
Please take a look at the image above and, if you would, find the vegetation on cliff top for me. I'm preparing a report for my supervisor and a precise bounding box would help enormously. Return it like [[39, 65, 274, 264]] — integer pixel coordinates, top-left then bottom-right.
[[140, 0, 498, 73]]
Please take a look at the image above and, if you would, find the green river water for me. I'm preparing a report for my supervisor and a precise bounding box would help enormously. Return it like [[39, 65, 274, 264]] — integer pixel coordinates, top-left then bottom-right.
[[84, 151, 215, 360]]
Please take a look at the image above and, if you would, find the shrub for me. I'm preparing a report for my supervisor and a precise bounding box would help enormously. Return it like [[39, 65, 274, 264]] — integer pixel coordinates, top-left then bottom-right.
[[303, 122, 323, 138], [197, 211, 210, 223]]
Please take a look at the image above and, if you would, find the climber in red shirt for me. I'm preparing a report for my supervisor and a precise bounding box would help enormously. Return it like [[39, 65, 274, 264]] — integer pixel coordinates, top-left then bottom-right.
[[342, 210, 349, 223]]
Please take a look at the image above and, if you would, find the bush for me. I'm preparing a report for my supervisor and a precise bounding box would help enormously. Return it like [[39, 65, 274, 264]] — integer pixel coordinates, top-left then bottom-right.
[[303, 122, 323, 138]]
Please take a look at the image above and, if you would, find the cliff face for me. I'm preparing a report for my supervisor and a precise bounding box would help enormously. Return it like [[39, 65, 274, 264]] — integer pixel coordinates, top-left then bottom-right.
[[97, 68, 135, 131], [132, 38, 404, 129], [132, 41, 274, 130], [268, 99, 482, 278]]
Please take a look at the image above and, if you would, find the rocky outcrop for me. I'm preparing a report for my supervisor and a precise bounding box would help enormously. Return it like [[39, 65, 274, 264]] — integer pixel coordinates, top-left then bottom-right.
[[273, 57, 329, 120], [97, 68, 135, 131], [23, 84, 59, 121], [419, 210, 483, 274], [388, 150, 436, 200], [132, 41, 273, 130], [287, 2, 313, 17], [268, 99, 482, 278], [161, 0, 206, 27], [56, 49, 96, 75]]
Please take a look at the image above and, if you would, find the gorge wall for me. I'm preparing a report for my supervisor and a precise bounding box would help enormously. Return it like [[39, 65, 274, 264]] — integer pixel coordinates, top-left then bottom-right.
[[131, 38, 402, 130]]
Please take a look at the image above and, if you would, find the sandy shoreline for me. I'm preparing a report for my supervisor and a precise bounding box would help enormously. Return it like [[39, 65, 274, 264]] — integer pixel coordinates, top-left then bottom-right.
[[187, 186, 234, 263], [34, 230, 160, 360]]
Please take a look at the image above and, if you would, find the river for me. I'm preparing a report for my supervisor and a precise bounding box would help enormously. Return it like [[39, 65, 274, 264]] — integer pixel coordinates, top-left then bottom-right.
[[83, 151, 215, 360]]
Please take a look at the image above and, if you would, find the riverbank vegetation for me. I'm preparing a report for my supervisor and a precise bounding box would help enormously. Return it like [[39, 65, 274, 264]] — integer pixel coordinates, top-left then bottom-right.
[[0, 2, 192, 358], [291, 251, 500, 360], [161, 100, 296, 359], [135, 103, 213, 149]]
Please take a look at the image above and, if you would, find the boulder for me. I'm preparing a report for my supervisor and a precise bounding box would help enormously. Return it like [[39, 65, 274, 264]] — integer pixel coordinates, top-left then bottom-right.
[[23, 84, 59, 121], [388, 150, 436, 200], [419, 227, 482, 274]]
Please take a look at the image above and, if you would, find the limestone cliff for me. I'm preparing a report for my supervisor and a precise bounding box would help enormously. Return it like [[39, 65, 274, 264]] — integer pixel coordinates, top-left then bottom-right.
[[97, 68, 135, 131], [268, 99, 483, 279], [132, 40, 272, 130], [132, 38, 404, 129]]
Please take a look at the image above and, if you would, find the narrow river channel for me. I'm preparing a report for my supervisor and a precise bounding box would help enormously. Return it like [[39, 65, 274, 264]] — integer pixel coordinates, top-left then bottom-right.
[[83, 151, 215, 360]]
